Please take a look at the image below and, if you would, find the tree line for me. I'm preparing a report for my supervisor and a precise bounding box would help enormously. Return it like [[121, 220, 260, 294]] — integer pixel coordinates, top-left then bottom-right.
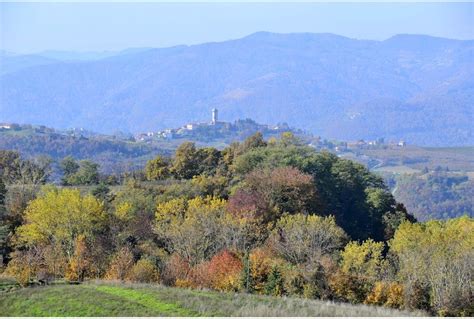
[[0, 133, 472, 316]]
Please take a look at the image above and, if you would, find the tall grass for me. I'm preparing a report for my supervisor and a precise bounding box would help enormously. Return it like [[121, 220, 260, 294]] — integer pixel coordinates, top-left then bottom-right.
[[0, 280, 427, 317]]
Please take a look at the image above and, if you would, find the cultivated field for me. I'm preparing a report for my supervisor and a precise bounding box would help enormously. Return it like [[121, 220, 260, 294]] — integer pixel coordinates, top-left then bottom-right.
[[0, 281, 426, 317]]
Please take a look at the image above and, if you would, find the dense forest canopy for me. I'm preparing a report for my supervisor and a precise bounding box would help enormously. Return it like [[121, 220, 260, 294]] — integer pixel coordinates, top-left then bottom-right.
[[390, 170, 474, 221]]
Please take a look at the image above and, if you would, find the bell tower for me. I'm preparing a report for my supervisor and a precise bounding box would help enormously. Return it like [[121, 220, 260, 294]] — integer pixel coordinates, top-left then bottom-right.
[[211, 108, 218, 124]]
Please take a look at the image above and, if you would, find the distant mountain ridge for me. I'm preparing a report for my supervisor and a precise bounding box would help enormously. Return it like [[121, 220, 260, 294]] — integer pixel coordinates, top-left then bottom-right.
[[0, 32, 472, 146]]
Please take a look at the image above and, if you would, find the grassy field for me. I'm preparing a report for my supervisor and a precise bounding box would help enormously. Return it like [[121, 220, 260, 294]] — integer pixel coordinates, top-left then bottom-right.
[[0, 281, 426, 317]]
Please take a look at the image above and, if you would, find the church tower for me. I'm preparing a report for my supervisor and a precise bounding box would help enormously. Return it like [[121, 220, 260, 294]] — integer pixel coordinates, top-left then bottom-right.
[[211, 108, 218, 124]]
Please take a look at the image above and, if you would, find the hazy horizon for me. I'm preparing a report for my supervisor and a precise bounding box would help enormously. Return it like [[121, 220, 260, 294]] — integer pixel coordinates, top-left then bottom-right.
[[3, 31, 473, 57], [1, 2, 473, 54]]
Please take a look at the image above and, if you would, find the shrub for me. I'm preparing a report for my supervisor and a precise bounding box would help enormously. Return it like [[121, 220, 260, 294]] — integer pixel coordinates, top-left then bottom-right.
[[329, 270, 370, 304], [5, 250, 40, 287], [205, 250, 242, 292], [126, 259, 160, 283], [104, 247, 134, 281], [365, 281, 404, 309], [175, 278, 195, 289], [248, 248, 274, 294], [161, 254, 191, 286], [282, 266, 306, 297]]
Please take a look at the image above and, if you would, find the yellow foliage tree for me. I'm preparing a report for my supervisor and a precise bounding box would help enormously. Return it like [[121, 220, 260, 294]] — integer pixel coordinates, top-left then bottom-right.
[[155, 196, 236, 265], [16, 187, 106, 262], [365, 281, 404, 309], [390, 216, 473, 316], [340, 239, 387, 281]]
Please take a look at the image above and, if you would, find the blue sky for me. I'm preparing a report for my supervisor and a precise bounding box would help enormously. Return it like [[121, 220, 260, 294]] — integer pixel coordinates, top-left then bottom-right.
[[1, 2, 473, 54]]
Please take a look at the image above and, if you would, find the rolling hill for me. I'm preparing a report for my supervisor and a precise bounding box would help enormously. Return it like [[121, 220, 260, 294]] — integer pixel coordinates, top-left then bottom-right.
[[1, 32, 473, 146]]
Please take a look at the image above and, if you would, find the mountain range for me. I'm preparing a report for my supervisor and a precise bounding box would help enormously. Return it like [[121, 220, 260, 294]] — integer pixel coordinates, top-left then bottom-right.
[[1, 32, 473, 146]]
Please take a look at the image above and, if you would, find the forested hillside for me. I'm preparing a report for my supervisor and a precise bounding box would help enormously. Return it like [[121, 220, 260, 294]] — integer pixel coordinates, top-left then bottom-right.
[[1, 134, 472, 316], [390, 171, 474, 221], [1, 32, 473, 145]]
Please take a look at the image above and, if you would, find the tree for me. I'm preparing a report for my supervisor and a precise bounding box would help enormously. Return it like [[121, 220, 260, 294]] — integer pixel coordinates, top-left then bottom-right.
[[236, 167, 321, 223], [91, 183, 112, 203], [239, 132, 267, 154], [155, 196, 230, 265], [196, 147, 221, 176], [60, 156, 79, 185], [264, 265, 285, 296], [279, 132, 303, 147], [231, 145, 397, 240], [340, 239, 387, 281], [269, 214, 348, 264], [202, 250, 242, 292], [0, 151, 51, 185], [390, 217, 473, 315], [171, 142, 200, 179], [145, 155, 170, 181], [240, 252, 254, 293], [65, 234, 92, 282], [16, 187, 106, 262]]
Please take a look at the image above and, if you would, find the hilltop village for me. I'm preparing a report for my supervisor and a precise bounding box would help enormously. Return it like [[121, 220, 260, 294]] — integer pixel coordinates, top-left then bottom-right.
[[132, 108, 407, 152]]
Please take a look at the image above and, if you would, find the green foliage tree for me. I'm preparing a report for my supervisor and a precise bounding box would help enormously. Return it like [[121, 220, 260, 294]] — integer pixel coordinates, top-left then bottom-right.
[[0, 150, 51, 185], [145, 155, 170, 181], [60, 156, 79, 184], [265, 265, 285, 296], [240, 252, 254, 293], [239, 132, 267, 154], [171, 142, 200, 179]]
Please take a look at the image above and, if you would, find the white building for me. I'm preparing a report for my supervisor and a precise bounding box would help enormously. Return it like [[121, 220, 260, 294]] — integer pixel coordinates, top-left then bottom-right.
[[211, 108, 218, 124]]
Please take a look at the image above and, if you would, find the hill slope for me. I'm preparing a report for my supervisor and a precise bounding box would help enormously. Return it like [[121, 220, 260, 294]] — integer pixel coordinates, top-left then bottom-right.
[[1, 32, 473, 146], [0, 281, 425, 316]]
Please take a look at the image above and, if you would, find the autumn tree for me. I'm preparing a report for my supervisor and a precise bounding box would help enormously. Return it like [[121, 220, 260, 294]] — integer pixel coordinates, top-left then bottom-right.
[[390, 217, 473, 316], [269, 214, 348, 264], [105, 246, 135, 281], [155, 196, 230, 265], [126, 258, 160, 283], [236, 166, 321, 223], [201, 250, 243, 291], [16, 187, 106, 265], [65, 234, 92, 282]]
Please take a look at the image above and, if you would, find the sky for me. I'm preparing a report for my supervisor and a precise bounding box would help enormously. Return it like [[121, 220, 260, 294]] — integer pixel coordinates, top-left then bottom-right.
[[1, 2, 473, 54]]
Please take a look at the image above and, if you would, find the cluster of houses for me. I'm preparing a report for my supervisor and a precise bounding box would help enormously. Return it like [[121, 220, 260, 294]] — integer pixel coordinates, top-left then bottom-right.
[[336, 138, 406, 152], [134, 109, 294, 142]]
